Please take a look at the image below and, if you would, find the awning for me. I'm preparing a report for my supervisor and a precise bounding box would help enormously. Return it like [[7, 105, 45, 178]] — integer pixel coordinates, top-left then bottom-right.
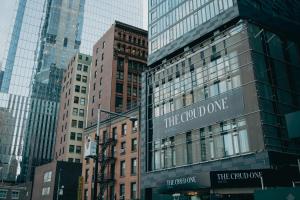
[[158, 182, 209, 194]]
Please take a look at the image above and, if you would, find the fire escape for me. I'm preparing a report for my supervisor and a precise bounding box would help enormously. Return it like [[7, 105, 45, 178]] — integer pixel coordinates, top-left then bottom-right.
[[97, 128, 117, 200]]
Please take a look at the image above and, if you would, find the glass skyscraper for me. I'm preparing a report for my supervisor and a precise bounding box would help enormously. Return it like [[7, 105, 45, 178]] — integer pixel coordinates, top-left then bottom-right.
[[0, 0, 145, 183]]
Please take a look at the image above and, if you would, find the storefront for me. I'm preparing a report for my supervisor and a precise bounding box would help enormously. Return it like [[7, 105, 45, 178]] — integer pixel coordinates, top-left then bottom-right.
[[151, 168, 299, 200]]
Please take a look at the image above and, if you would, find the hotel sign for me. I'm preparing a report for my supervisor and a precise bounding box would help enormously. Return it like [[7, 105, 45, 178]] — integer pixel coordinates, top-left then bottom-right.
[[153, 89, 244, 139]]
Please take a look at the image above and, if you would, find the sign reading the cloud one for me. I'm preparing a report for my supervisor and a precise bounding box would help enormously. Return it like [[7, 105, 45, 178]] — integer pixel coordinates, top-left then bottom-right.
[[152, 89, 244, 139]]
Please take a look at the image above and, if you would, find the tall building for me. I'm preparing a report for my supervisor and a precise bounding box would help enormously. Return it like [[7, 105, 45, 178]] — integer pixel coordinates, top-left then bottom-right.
[[87, 21, 148, 124], [0, 0, 146, 183], [55, 53, 91, 163], [82, 108, 140, 200], [141, 0, 300, 199]]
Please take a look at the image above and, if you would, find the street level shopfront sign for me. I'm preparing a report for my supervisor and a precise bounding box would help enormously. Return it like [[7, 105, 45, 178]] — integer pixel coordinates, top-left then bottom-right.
[[159, 174, 210, 194], [210, 169, 278, 188], [153, 88, 244, 139], [166, 176, 197, 187]]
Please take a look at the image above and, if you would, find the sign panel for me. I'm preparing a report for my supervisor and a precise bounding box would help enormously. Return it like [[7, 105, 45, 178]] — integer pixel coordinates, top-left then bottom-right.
[[84, 136, 97, 158], [153, 89, 244, 139]]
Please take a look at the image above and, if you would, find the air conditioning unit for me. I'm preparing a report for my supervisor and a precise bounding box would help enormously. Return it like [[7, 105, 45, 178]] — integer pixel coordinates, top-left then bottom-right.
[[84, 136, 97, 158]]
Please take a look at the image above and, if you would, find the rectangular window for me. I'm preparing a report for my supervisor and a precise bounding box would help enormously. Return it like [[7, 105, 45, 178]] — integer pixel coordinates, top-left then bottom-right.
[[83, 65, 88, 72], [42, 187, 50, 196], [81, 86, 87, 94], [131, 158, 137, 175], [112, 127, 117, 139], [78, 121, 84, 128], [70, 132, 76, 140], [116, 83, 123, 93], [11, 191, 19, 199], [80, 98, 86, 105], [74, 96, 79, 104], [0, 190, 7, 199], [43, 171, 52, 182], [79, 109, 84, 117], [121, 141, 126, 154], [76, 74, 81, 81], [76, 146, 81, 154], [63, 37, 68, 47], [122, 124, 127, 136], [131, 182, 137, 199], [69, 145, 75, 153], [77, 64, 82, 71], [120, 161, 125, 176], [131, 138, 137, 152], [77, 133, 82, 141], [82, 76, 87, 83], [71, 120, 77, 128], [75, 85, 80, 92], [120, 184, 125, 197], [73, 108, 78, 116]]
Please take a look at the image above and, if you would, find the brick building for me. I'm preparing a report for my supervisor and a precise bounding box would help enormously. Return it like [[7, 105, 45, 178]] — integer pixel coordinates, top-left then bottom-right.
[[87, 21, 148, 125], [82, 108, 140, 200], [55, 53, 92, 163]]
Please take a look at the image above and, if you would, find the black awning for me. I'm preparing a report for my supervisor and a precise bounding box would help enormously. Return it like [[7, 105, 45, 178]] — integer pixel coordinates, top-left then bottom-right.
[[158, 182, 209, 194]]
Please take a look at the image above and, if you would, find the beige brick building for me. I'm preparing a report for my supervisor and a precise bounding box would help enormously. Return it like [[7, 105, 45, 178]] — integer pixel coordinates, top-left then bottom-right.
[[55, 53, 92, 163]]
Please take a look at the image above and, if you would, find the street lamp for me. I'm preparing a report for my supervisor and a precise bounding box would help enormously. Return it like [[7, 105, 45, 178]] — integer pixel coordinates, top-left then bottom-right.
[[93, 108, 137, 200]]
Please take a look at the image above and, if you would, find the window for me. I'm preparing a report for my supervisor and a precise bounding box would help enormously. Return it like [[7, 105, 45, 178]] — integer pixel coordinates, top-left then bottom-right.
[[42, 187, 50, 196], [82, 76, 87, 83], [131, 158, 137, 175], [121, 141, 126, 154], [131, 182, 137, 199], [112, 127, 117, 139], [68, 158, 74, 162], [63, 37, 68, 47], [76, 146, 81, 154], [80, 98, 86, 105], [0, 190, 7, 199], [76, 74, 81, 81], [70, 132, 76, 140], [83, 65, 88, 72], [79, 109, 84, 117], [74, 96, 79, 104], [101, 53, 104, 60], [75, 85, 80, 92], [116, 71, 124, 80], [116, 83, 123, 93], [77, 133, 82, 141], [69, 145, 75, 153], [43, 171, 52, 182], [120, 184, 125, 198], [11, 191, 19, 199], [78, 121, 84, 128], [102, 41, 105, 48], [131, 138, 137, 152], [71, 120, 77, 128], [120, 161, 125, 176], [122, 124, 127, 136], [75, 159, 81, 163], [81, 86, 87, 94], [73, 108, 78, 115], [77, 64, 82, 71]]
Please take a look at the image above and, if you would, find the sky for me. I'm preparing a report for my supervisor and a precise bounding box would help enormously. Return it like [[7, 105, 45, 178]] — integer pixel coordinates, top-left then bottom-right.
[[0, 0, 148, 68], [0, 0, 16, 67]]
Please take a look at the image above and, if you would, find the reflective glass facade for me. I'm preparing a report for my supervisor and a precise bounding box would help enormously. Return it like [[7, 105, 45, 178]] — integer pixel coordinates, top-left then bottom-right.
[[0, 0, 146, 184]]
